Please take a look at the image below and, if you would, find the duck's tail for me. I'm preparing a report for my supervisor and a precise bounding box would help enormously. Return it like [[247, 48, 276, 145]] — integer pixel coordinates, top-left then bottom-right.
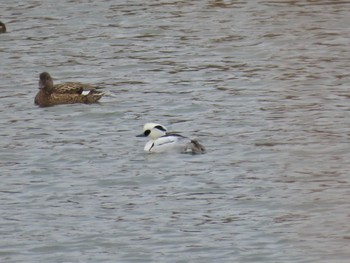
[[186, 139, 206, 154], [83, 90, 104, 103]]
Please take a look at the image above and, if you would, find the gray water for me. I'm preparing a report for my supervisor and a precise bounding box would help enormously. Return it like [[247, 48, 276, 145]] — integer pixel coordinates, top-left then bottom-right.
[[1, 0, 350, 262]]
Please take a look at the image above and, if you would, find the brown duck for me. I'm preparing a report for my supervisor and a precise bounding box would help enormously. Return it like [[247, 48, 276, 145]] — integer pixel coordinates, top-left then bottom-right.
[[0, 21, 6, 33], [35, 72, 104, 107]]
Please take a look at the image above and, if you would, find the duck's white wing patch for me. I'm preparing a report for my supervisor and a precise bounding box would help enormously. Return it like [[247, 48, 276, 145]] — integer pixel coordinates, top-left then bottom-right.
[[148, 135, 189, 153], [81, 90, 91, 96], [154, 136, 178, 146]]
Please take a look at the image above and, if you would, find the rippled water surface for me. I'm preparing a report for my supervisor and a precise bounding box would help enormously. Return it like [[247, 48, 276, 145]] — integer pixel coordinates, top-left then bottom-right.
[[1, 0, 350, 262]]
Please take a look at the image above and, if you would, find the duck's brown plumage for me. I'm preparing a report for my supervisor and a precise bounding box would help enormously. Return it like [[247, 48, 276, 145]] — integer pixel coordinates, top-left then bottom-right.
[[34, 72, 104, 107], [0, 21, 6, 33]]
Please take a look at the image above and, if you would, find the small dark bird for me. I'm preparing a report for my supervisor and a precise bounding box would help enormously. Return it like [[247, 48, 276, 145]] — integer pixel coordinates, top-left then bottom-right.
[[34, 72, 104, 107]]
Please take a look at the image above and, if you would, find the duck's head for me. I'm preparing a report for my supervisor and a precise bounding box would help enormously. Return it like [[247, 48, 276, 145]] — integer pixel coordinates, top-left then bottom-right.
[[39, 72, 54, 93], [0, 21, 6, 33], [136, 123, 167, 140]]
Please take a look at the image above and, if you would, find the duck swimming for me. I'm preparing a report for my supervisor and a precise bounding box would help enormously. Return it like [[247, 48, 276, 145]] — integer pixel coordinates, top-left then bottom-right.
[[137, 123, 206, 154], [34, 72, 104, 107]]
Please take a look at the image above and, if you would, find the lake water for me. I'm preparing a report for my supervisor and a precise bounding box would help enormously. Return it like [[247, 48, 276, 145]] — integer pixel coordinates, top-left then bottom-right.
[[1, 0, 350, 262]]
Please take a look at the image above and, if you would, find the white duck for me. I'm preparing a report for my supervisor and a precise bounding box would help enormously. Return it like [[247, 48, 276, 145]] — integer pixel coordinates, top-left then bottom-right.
[[136, 123, 205, 154]]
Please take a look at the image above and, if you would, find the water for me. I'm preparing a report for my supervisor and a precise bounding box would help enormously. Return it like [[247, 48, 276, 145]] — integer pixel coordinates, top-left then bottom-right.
[[1, 0, 350, 262]]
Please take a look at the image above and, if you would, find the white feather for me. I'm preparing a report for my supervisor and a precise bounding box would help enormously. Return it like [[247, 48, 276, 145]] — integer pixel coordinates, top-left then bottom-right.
[[145, 135, 189, 153]]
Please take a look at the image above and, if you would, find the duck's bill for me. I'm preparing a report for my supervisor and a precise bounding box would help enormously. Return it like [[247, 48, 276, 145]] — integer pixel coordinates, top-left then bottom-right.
[[136, 133, 146, 137]]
